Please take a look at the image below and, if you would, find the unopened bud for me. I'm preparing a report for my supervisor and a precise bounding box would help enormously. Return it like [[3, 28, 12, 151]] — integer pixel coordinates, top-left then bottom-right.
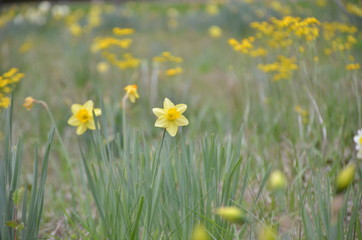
[[215, 206, 245, 223], [268, 170, 287, 191], [336, 163, 356, 193]]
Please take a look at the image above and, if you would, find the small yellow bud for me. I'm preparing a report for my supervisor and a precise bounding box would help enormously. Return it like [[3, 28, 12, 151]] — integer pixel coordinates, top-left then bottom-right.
[[23, 97, 35, 111], [208, 25, 222, 38], [258, 226, 277, 240], [215, 206, 244, 223], [191, 224, 209, 240], [336, 163, 356, 192], [97, 62, 110, 74], [268, 170, 287, 191]]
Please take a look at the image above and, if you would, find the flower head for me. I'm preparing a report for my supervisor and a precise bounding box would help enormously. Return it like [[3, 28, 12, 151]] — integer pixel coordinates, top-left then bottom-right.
[[124, 84, 140, 103], [336, 163, 356, 192], [353, 129, 362, 159], [67, 100, 101, 135], [215, 206, 245, 223], [268, 170, 287, 191], [191, 224, 209, 240], [152, 98, 189, 137], [23, 97, 35, 110]]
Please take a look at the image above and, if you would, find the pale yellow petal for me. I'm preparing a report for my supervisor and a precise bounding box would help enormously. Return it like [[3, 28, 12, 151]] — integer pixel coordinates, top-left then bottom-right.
[[166, 122, 178, 137], [76, 124, 87, 135], [83, 100, 94, 112], [155, 117, 169, 128], [163, 98, 175, 110], [174, 115, 189, 126], [67, 115, 80, 126], [71, 104, 82, 114], [94, 108, 102, 116], [175, 104, 187, 114], [152, 108, 166, 117], [129, 95, 135, 103], [87, 119, 96, 130]]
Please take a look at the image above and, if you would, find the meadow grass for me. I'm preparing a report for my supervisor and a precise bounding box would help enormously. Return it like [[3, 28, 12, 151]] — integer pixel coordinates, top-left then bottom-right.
[[0, 0, 361, 239]]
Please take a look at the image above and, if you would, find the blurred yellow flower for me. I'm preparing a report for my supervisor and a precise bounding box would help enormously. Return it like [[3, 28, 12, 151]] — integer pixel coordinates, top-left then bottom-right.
[[268, 170, 287, 191], [336, 163, 356, 192], [208, 25, 222, 38], [113, 27, 135, 36], [152, 98, 189, 137], [191, 224, 209, 240], [97, 62, 110, 74], [215, 206, 244, 223], [23, 97, 35, 110], [346, 63, 360, 70], [124, 84, 140, 103], [165, 67, 183, 76], [67, 100, 101, 135], [258, 225, 277, 240]]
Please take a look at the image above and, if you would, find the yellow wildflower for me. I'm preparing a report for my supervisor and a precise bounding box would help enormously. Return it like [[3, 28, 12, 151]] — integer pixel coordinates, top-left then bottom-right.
[[152, 98, 189, 137], [124, 84, 140, 103], [191, 224, 209, 240], [346, 63, 360, 70], [208, 25, 222, 38], [23, 97, 35, 111], [215, 206, 244, 223], [336, 163, 356, 192], [67, 100, 102, 135], [165, 67, 183, 76], [97, 62, 110, 74], [258, 225, 277, 240], [113, 27, 135, 36], [268, 170, 287, 191]]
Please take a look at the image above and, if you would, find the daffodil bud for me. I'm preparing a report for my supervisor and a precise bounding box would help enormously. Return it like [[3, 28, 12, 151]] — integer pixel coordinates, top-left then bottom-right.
[[215, 206, 245, 223], [268, 170, 287, 191], [258, 226, 277, 240], [336, 163, 356, 193], [191, 224, 209, 240]]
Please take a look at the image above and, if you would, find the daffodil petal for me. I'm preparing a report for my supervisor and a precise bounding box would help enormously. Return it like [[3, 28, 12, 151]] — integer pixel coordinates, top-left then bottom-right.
[[175, 104, 187, 114], [155, 117, 169, 128], [71, 104, 82, 114], [94, 108, 102, 116], [174, 115, 189, 126], [83, 100, 94, 112], [163, 98, 175, 110], [166, 122, 178, 137], [76, 124, 87, 135], [68, 115, 80, 126], [129, 95, 135, 103], [87, 119, 96, 130], [152, 108, 166, 117]]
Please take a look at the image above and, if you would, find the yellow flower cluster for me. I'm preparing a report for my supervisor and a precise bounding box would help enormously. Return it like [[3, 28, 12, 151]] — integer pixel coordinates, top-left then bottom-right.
[[153, 52, 183, 63], [346, 63, 360, 71], [91, 37, 132, 52], [153, 52, 183, 77], [113, 27, 135, 36], [64, 5, 102, 36], [102, 52, 140, 70], [92, 27, 139, 70], [346, 3, 362, 17], [251, 16, 320, 48], [322, 22, 358, 55], [228, 37, 267, 57], [0, 68, 24, 108], [258, 56, 298, 81]]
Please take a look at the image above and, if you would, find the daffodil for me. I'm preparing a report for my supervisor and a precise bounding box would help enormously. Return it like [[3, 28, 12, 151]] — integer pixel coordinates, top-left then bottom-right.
[[23, 96, 35, 110], [152, 98, 189, 137], [67, 100, 101, 135], [124, 84, 140, 103]]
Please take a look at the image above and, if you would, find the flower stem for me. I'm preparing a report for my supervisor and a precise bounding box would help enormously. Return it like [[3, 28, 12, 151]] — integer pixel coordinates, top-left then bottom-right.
[[122, 95, 127, 152], [37, 100, 75, 183], [152, 129, 166, 184]]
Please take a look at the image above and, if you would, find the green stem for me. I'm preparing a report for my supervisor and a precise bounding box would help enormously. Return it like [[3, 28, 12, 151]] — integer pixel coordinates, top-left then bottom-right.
[[152, 129, 166, 184], [38, 100, 75, 183], [122, 95, 127, 152]]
